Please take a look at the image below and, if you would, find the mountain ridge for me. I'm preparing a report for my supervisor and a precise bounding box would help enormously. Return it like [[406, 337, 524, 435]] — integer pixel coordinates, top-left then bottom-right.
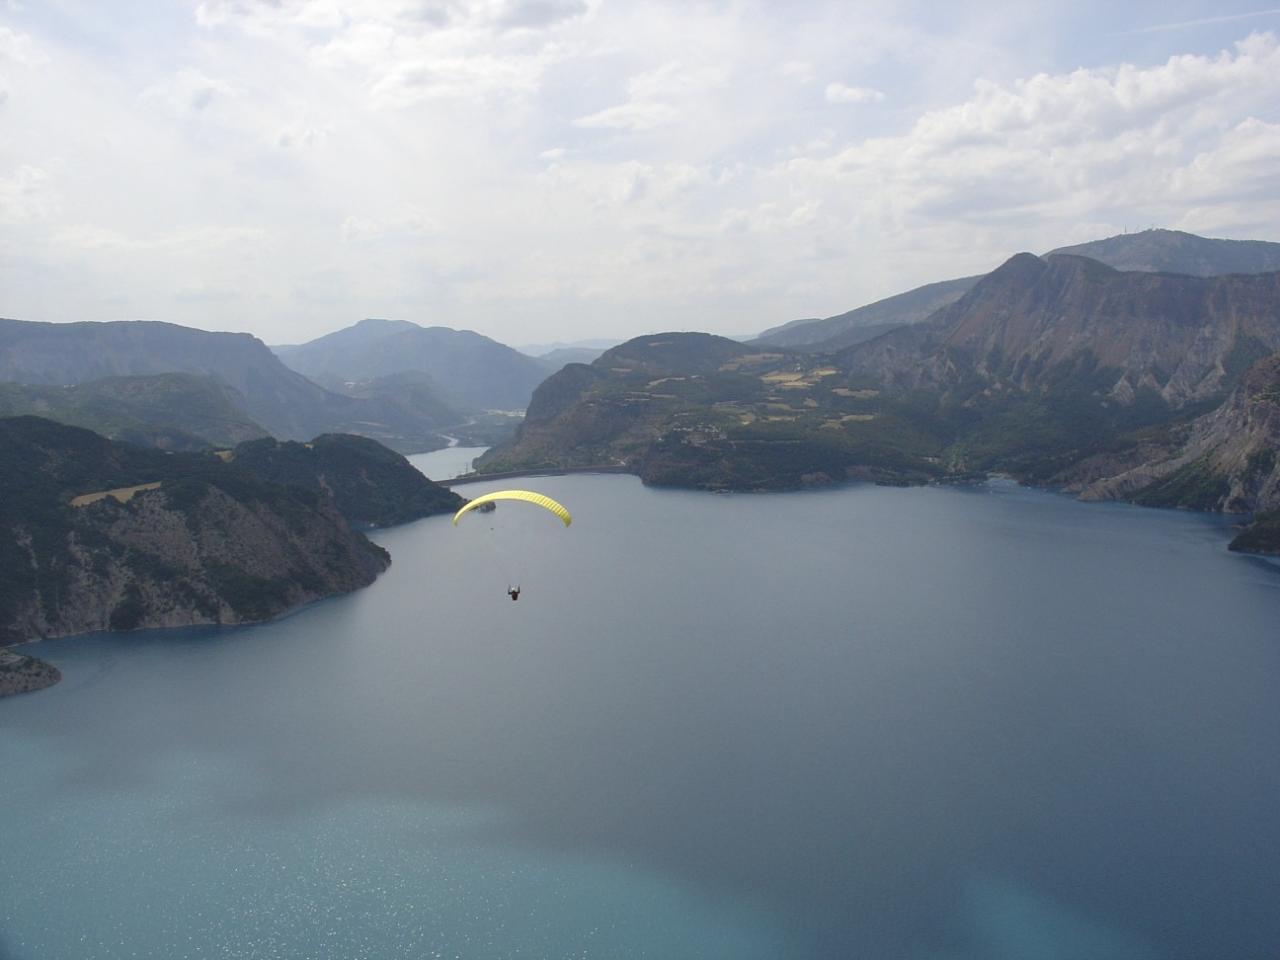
[[274, 318, 549, 411]]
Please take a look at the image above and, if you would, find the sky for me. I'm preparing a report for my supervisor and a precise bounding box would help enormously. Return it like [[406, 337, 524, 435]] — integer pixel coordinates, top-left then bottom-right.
[[2, 1, 1279, 348]]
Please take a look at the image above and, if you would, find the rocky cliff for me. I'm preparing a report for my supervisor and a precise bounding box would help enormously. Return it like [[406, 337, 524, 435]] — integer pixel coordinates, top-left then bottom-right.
[[842, 254, 1280, 409], [0, 418, 392, 651], [1070, 354, 1280, 514]]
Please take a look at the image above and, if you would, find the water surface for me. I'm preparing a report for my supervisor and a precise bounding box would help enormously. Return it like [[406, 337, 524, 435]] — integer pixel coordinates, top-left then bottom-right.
[[2, 462, 1278, 959]]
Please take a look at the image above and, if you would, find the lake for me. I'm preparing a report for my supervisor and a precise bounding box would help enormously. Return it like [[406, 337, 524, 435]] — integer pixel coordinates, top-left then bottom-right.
[[2, 452, 1279, 959]]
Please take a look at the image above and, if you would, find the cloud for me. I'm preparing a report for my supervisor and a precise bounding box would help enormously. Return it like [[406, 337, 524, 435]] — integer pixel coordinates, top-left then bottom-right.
[[807, 31, 1280, 232], [340, 211, 438, 244], [276, 119, 332, 148], [0, 165, 54, 225], [494, 0, 588, 31], [140, 68, 236, 115], [8, 2, 1280, 344], [777, 60, 815, 84], [824, 82, 884, 104], [0, 25, 46, 65], [575, 62, 727, 131], [195, 0, 347, 32]]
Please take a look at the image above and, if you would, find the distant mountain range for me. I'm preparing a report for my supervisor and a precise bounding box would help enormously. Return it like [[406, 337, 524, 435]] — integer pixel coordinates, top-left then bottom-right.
[[0, 318, 342, 439], [274, 318, 548, 411], [0, 317, 493, 452], [755, 228, 1280, 353], [1046, 228, 1280, 276], [755, 275, 982, 350]]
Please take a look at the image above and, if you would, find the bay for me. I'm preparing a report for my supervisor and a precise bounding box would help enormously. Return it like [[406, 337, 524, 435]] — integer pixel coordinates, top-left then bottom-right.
[[2, 454, 1279, 959]]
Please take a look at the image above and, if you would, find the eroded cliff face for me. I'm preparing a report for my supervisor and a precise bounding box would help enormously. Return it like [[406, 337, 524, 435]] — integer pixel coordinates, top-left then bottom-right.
[[843, 255, 1280, 409], [4, 481, 388, 643], [1073, 354, 1280, 512]]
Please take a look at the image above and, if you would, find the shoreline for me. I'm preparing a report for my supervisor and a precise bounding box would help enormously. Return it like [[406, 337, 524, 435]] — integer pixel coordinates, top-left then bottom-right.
[[446, 464, 632, 486]]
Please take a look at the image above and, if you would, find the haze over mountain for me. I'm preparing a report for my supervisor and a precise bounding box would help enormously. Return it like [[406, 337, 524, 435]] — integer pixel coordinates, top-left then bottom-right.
[[0, 373, 269, 450], [1047, 229, 1280, 277], [757, 230, 1280, 354], [755, 276, 983, 350], [274, 319, 548, 411], [0, 318, 458, 452]]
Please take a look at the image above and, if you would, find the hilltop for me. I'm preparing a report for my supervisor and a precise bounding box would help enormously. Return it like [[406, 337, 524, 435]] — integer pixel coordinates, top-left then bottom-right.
[[274, 318, 549, 412]]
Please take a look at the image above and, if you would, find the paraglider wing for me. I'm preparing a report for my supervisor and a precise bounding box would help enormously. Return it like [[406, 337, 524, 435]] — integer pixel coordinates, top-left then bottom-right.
[[452, 490, 572, 527]]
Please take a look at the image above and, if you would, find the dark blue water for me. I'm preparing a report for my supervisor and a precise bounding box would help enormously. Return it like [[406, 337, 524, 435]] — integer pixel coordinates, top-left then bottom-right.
[[2, 462, 1278, 959]]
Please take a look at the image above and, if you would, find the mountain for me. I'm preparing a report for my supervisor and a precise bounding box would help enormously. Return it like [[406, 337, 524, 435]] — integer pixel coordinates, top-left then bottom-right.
[[1062, 351, 1280, 554], [843, 253, 1280, 409], [755, 229, 1280, 354], [274, 318, 549, 411], [518, 338, 622, 357], [0, 373, 269, 450], [534, 346, 611, 371], [475, 333, 944, 490], [0, 318, 457, 451], [0, 416, 390, 649], [1047, 228, 1280, 276], [479, 253, 1280, 492], [1068, 353, 1280, 515], [754, 275, 982, 350], [0, 416, 469, 687], [229, 433, 464, 527]]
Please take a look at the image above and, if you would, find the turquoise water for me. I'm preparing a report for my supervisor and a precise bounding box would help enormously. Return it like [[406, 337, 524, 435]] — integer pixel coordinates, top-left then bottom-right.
[[2, 458, 1279, 959]]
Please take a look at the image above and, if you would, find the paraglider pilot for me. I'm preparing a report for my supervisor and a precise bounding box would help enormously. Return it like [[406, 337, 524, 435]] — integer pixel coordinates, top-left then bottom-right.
[[508, 586, 521, 601]]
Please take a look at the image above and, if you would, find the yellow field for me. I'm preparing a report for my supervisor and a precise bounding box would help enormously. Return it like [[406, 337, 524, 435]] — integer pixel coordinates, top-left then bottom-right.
[[70, 482, 162, 508]]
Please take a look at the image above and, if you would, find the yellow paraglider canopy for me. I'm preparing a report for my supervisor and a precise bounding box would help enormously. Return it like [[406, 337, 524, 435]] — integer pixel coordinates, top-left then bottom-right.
[[452, 490, 572, 527]]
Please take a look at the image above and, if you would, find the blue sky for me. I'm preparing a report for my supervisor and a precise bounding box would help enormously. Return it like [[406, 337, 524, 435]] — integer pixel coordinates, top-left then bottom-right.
[[2, 1, 1279, 346]]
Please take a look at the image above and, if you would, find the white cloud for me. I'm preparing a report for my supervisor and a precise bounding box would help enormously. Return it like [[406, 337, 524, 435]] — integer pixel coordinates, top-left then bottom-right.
[[0, 25, 46, 65], [777, 60, 815, 83], [340, 211, 438, 244], [140, 68, 236, 115], [276, 119, 332, 148], [575, 62, 727, 131], [6, 4, 1280, 343], [824, 82, 884, 104], [494, 0, 588, 31], [0, 165, 55, 224], [803, 32, 1280, 237]]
